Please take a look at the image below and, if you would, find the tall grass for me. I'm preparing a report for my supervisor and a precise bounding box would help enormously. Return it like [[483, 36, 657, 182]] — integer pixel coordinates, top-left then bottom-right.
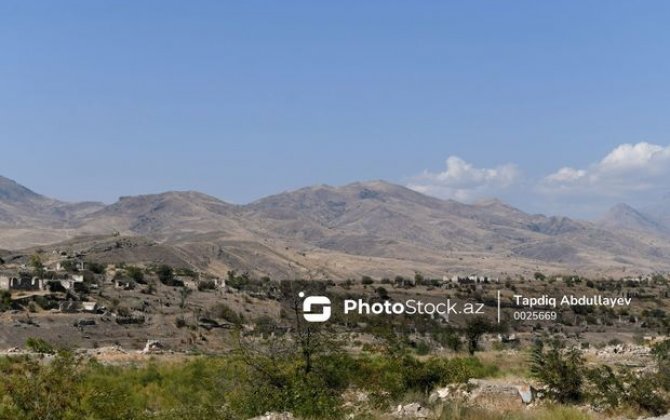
[[0, 351, 497, 419]]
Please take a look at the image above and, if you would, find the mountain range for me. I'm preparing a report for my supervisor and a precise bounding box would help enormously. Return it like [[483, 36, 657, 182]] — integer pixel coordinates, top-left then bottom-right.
[[1, 175, 670, 279]]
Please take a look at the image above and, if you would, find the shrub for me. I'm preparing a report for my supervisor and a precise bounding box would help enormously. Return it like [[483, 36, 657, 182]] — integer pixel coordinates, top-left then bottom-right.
[[623, 370, 669, 416], [435, 329, 462, 352], [25, 337, 56, 354], [227, 270, 251, 290], [198, 279, 217, 291], [125, 265, 145, 283], [530, 341, 584, 403], [0, 291, 11, 311], [210, 303, 243, 325], [85, 261, 106, 274], [176, 267, 197, 278], [157, 265, 176, 285], [60, 259, 79, 272], [414, 340, 431, 356], [463, 317, 500, 355], [585, 365, 624, 408], [375, 286, 389, 299]]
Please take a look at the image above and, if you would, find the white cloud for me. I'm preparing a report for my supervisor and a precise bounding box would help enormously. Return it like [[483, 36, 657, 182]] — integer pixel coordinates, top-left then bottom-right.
[[408, 143, 670, 218], [407, 156, 520, 202], [541, 142, 670, 198], [545, 167, 586, 183], [600, 142, 670, 171]]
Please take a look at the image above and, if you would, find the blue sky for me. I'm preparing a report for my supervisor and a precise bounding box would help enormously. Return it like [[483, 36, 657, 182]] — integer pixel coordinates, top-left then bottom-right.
[[2, 1, 670, 217]]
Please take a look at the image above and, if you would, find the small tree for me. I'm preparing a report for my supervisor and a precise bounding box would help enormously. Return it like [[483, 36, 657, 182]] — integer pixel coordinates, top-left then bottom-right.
[[126, 266, 145, 283], [25, 337, 55, 354], [530, 340, 584, 403], [0, 291, 12, 311], [179, 287, 192, 309], [85, 261, 106, 274], [463, 317, 499, 355], [29, 254, 45, 278], [157, 265, 175, 285], [414, 272, 424, 285], [653, 339, 670, 390], [435, 327, 462, 352]]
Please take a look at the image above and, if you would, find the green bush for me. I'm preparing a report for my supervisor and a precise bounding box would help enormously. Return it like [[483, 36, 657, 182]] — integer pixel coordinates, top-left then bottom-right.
[[530, 341, 584, 403], [586, 364, 669, 416], [198, 279, 217, 291], [622, 370, 669, 416], [25, 337, 55, 354], [85, 261, 107, 274], [0, 291, 11, 311], [585, 365, 624, 408], [157, 265, 176, 285], [209, 303, 243, 325], [0, 351, 83, 418], [125, 265, 145, 283], [434, 328, 462, 352]]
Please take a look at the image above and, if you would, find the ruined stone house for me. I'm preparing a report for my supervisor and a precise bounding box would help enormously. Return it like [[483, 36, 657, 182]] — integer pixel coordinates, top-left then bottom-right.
[[0, 272, 47, 291]]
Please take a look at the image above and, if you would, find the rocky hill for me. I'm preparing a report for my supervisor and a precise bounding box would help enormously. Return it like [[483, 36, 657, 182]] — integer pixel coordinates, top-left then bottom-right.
[[2, 175, 670, 279], [599, 203, 670, 236]]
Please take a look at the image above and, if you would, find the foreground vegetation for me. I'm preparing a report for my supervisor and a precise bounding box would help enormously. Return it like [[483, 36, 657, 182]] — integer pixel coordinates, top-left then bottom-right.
[[0, 348, 497, 419], [1, 333, 669, 419]]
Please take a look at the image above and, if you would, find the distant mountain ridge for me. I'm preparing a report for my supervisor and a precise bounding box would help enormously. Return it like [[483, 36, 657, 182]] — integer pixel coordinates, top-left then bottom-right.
[[2, 174, 670, 279], [0, 175, 104, 227], [599, 203, 670, 236], [642, 194, 670, 231], [0, 176, 43, 203]]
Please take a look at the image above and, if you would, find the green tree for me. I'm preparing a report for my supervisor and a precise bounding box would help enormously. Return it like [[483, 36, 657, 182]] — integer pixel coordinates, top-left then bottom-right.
[[85, 261, 106, 274], [0, 291, 12, 311], [179, 287, 192, 309], [125, 265, 145, 283], [530, 340, 584, 403], [29, 254, 45, 278], [157, 265, 175, 285], [463, 317, 499, 355]]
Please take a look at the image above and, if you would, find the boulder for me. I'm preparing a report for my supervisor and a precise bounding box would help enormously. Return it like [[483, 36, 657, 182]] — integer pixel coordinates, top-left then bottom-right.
[[516, 384, 534, 404], [393, 402, 429, 418], [468, 378, 535, 404], [428, 386, 450, 403], [142, 340, 164, 354]]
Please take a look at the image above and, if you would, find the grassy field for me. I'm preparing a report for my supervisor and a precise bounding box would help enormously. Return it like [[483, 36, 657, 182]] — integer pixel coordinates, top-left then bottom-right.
[[0, 333, 668, 419]]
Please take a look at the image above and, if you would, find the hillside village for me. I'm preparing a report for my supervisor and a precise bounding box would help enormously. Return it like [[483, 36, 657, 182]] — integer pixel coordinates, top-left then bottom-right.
[[1, 241, 670, 418], [0, 238, 669, 352]]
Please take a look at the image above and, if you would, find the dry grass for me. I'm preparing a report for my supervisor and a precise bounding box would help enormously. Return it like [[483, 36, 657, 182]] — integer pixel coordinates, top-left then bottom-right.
[[475, 350, 531, 379]]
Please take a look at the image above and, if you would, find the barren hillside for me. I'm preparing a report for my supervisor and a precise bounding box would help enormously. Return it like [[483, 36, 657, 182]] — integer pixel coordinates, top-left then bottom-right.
[[2, 175, 670, 279]]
